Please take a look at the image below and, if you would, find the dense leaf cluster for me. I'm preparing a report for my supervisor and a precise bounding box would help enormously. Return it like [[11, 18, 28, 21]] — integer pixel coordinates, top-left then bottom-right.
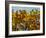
[[12, 9, 40, 31]]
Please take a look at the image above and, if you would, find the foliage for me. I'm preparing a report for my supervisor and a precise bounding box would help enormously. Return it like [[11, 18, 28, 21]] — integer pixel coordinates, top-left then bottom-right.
[[12, 9, 40, 31]]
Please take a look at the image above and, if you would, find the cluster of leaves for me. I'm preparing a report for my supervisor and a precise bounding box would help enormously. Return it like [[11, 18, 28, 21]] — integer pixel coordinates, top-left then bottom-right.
[[12, 9, 40, 31]]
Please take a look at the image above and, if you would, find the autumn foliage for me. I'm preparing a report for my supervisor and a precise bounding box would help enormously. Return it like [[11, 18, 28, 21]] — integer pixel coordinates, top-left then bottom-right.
[[12, 9, 40, 31]]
